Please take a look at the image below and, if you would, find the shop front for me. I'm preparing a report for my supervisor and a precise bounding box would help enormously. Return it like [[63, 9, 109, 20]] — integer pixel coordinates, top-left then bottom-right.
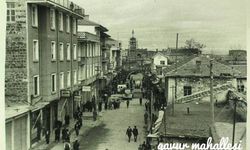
[[58, 90, 72, 125]]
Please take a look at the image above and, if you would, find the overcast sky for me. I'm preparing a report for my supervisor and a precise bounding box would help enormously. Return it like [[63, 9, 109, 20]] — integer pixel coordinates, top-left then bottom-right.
[[72, 0, 247, 54]]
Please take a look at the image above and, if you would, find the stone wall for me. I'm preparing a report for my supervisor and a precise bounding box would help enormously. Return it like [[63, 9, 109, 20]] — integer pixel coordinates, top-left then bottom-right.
[[166, 77, 236, 102], [5, 0, 27, 103]]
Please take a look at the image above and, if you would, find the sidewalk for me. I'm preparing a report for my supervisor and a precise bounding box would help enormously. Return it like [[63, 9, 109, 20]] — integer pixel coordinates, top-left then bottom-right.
[[30, 112, 103, 150]]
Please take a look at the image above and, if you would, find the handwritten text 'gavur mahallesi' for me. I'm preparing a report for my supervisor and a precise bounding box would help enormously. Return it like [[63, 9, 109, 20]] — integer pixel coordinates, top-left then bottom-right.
[[157, 137, 242, 150]]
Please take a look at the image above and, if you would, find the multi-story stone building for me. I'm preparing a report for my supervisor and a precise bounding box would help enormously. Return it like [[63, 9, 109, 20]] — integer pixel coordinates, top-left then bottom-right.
[[77, 17, 102, 107], [5, 0, 84, 149]]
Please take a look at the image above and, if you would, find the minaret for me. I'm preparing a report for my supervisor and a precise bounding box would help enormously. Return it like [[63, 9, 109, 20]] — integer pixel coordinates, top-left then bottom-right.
[[129, 29, 137, 50]]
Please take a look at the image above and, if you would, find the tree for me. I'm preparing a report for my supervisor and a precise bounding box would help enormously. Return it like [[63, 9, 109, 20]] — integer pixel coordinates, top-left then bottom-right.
[[185, 38, 206, 50]]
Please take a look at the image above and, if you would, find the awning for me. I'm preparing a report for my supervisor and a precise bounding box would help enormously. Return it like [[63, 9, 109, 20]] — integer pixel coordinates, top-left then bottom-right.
[[147, 133, 159, 138], [30, 101, 50, 112], [152, 110, 164, 133]]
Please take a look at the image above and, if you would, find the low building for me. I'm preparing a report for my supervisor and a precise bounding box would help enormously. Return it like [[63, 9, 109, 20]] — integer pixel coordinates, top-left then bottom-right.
[[164, 56, 240, 103], [151, 52, 169, 77]]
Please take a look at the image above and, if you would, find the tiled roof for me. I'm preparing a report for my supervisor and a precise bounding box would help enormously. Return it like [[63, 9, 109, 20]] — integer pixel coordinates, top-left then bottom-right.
[[158, 102, 235, 138], [165, 55, 241, 77], [163, 55, 196, 74]]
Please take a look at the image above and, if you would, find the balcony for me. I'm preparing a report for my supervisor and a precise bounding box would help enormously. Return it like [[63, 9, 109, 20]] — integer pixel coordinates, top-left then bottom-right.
[[78, 57, 87, 65], [27, 0, 85, 17]]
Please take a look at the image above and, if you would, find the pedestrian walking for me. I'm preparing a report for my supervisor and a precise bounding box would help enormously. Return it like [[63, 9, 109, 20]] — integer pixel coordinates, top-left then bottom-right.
[[55, 127, 60, 142], [45, 129, 50, 144], [144, 112, 148, 124], [145, 101, 148, 111], [126, 126, 132, 142], [73, 139, 80, 150], [142, 141, 146, 150], [65, 129, 70, 142], [62, 127, 66, 142], [78, 117, 83, 129], [74, 122, 80, 136], [64, 142, 71, 150], [64, 114, 70, 126], [139, 97, 142, 105], [93, 110, 97, 121], [132, 126, 139, 142], [126, 99, 130, 108]]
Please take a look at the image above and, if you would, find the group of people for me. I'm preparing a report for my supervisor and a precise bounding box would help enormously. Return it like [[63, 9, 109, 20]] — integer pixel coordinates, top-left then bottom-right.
[[126, 126, 139, 142], [138, 141, 151, 150], [74, 107, 83, 136], [83, 96, 96, 112]]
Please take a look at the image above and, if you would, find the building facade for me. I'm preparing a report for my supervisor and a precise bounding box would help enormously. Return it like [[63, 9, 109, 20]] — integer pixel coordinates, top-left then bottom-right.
[[164, 56, 240, 103], [77, 18, 102, 108], [151, 52, 169, 77], [5, 0, 84, 149]]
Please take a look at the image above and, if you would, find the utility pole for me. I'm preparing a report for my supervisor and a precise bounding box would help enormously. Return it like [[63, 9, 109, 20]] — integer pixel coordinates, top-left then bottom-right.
[[174, 33, 178, 107], [232, 98, 237, 146], [210, 59, 214, 124], [170, 86, 175, 116]]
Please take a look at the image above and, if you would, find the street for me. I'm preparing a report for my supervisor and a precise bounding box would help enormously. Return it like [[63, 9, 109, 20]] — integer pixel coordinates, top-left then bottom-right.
[[79, 98, 146, 150]]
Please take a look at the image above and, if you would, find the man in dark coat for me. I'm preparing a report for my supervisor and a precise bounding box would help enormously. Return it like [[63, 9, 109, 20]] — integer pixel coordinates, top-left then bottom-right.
[[145, 101, 148, 111], [45, 129, 50, 144], [65, 114, 70, 126], [65, 128, 70, 142], [126, 100, 130, 108], [126, 126, 132, 142], [73, 139, 80, 150], [144, 112, 148, 124], [74, 122, 80, 136], [55, 127, 60, 142], [132, 126, 139, 142], [78, 117, 83, 129], [139, 97, 142, 106]]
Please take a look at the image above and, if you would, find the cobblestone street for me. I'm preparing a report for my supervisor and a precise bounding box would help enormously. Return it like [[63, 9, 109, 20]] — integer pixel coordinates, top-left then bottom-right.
[[79, 98, 147, 150]]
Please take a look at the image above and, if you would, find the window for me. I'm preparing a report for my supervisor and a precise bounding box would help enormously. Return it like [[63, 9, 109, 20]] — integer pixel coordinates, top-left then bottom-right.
[[59, 12, 63, 31], [7, 2, 15, 23], [67, 71, 71, 87], [160, 61, 165, 65], [33, 75, 39, 96], [184, 86, 192, 96], [33, 40, 39, 61], [59, 72, 64, 89], [50, 9, 55, 29], [51, 41, 56, 61], [73, 70, 77, 85], [66, 15, 70, 33], [78, 45, 81, 61], [73, 44, 77, 60], [237, 80, 245, 93], [59, 43, 64, 61], [66, 43, 70, 60], [31, 5, 38, 27], [72, 18, 77, 34], [51, 73, 56, 92]]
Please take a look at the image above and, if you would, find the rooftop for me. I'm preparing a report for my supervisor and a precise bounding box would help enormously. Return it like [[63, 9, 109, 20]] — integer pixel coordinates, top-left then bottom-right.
[[78, 19, 108, 32], [165, 55, 241, 78], [159, 101, 236, 138]]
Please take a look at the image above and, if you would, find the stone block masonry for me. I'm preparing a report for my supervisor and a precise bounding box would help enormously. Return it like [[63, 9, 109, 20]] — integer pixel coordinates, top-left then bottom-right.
[[5, 0, 28, 103]]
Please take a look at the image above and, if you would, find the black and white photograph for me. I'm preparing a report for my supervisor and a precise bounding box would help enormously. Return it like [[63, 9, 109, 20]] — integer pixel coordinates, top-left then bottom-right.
[[2, 0, 248, 150]]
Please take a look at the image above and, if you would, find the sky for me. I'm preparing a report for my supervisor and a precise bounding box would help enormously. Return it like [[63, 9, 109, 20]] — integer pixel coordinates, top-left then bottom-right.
[[72, 0, 247, 54]]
